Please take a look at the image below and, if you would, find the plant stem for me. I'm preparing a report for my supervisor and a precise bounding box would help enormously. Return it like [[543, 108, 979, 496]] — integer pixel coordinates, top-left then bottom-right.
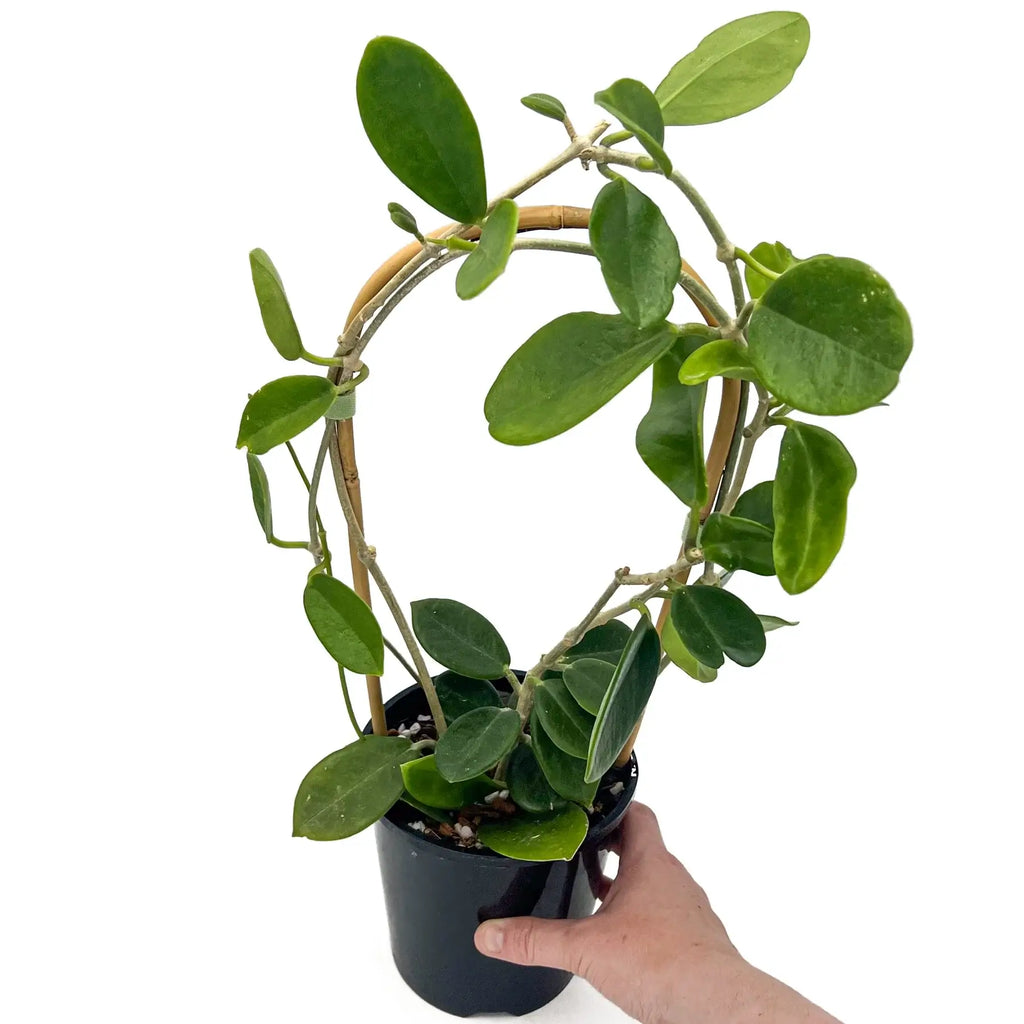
[[307, 427, 332, 565], [713, 381, 751, 512], [384, 636, 420, 685], [503, 669, 523, 696], [300, 349, 345, 367], [339, 666, 363, 740], [269, 537, 310, 550], [677, 268, 731, 329], [324, 424, 448, 733], [734, 247, 780, 282], [719, 385, 776, 515]]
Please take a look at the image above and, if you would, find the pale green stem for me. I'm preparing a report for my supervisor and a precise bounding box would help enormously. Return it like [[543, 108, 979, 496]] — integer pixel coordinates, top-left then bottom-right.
[[339, 666, 363, 740], [384, 635, 420, 685]]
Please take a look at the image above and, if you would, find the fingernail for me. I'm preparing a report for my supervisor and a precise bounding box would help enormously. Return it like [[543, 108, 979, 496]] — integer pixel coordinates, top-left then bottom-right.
[[477, 921, 505, 955]]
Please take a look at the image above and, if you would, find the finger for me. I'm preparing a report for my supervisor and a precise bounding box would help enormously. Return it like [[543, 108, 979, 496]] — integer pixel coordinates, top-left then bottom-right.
[[475, 916, 581, 972], [617, 801, 666, 868]]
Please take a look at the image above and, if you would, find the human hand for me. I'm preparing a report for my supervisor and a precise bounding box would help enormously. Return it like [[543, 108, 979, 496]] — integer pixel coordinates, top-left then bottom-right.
[[474, 802, 841, 1024]]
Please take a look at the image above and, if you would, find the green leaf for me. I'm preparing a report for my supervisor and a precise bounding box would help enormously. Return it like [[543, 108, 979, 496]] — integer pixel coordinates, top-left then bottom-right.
[[656, 12, 810, 125], [700, 514, 775, 576], [506, 744, 566, 814], [246, 452, 273, 541], [357, 37, 487, 224], [303, 574, 384, 675], [388, 202, 423, 240], [520, 93, 567, 121], [589, 178, 680, 328], [563, 658, 616, 715], [485, 313, 678, 445], [434, 671, 503, 722], [759, 615, 798, 632], [747, 257, 913, 415], [477, 804, 589, 862], [586, 617, 661, 783], [594, 78, 671, 175], [530, 712, 599, 806], [563, 620, 632, 664], [732, 480, 775, 530], [293, 736, 414, 840], [433, 706, 521, 782], [455, 199, 519, 300], [744, 240, 797, 300], [677, 339, 758, 384], [236, 376, 336, 455], [400, 754, 496, 810], [670, 586, 766, 669], [400, 792, 451, 823], [636, 330, 712, 508], [662, 615, 717, 682], [411, 598, 510, 679], [773, 421, 857, 594], [248, 248, 303, 361], [533, 677, 595, 760]]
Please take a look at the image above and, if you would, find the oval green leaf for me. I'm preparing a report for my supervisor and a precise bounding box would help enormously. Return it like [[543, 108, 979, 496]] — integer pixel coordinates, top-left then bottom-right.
[[744, 240, 797, 300], [670, 586, 766, 669], [678, 339, 758, 385], [586, 617, 661, 784], [293, 736, 414, 840], [590, 178, 680, 328], [506, 744, 566, 814], [636, 330, 712, 508], [700, 513, 776, 576], [456, 199, 519, 300], [249, 248, 303, 361], [533, 677, 595, 760], [411, 598, 510, 679], [563, 658, 616, 715], [477, 804, 589, 862], [732, 480, 775, 530], [656, 12, 810, 125], [485, 313, 678, 445], [564, 620, 632, 665], [388, 201, 423, 240], [303, 574, 384, 675], [662, 614, 718, 682], [236, 375, 336, 455], [529, 711, 600, 806], [246, 451, 273, 541], [521, 93, 566, 121], [400, 754, 497, 810], [773, 421, 857, 593], [433, 706, 520, 782], [594, 78, 671, 175], [357, 37, 486, 224], [747, 257, 913, 415], [434, 670, 503, 722]]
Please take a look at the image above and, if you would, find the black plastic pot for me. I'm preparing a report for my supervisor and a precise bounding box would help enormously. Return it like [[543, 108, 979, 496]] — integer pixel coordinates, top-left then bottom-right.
[[372, 680, 638, 1017]]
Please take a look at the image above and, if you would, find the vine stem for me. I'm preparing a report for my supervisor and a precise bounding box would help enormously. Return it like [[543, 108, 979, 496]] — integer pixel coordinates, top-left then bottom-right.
[[719, 384, 775, 514], [338, 667, 362, 740], [383, 636, 420, 685]]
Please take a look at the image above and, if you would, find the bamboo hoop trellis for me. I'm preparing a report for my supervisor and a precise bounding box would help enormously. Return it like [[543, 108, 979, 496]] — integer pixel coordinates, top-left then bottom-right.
[[331, 204, 742, 762]]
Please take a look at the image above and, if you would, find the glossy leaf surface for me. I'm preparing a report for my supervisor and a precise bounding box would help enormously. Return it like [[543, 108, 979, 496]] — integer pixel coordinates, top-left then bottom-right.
[[748, 257, 913, 415], [434, 706, 520, 782], [486, 314, 677, 445], [590, 178, 680, 328], [677, 339, 758, 384], [563, 620, 632, 664], [530, 711, 600, 806], [506, 744, 566, 813], [520, 93, 566, 121], [656, 12, 810, 125], [246, 452, 273, 541], [411, 598, 510, 679], [563, 658, 616, 715], [595, 78, 671, 174], [236, 376, 335, 454], [534, 677, 595, 760], [293, 736, 414, 840], [636, 331, 711, 508], [357, 37, 486, 224], [303, 574, 384, 675], [662, 615, 718, 682], [586, 616, 661, 783], [477, 804, 589, 862], [759, 615, 798, 632], [700, 514, 776, 576], [249, 248, 303, 360], [670, 586, 766, 669], [773, 421, 857, 593], [434, 671, 502, 722], [732, 480, 775, 529], [400, 754, 496, 810], [456, 199, 519, 300]]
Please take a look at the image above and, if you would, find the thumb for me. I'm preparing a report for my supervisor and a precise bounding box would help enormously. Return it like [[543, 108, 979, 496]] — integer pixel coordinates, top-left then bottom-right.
[[475, 916, 581, 972]]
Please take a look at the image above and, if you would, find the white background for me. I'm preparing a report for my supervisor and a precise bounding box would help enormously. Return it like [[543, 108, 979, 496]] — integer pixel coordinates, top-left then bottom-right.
[[3, 1, 1021, 1021]]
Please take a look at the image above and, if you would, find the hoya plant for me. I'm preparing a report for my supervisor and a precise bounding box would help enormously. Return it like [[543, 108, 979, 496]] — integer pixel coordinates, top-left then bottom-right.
[[237, 11, 911, 862]]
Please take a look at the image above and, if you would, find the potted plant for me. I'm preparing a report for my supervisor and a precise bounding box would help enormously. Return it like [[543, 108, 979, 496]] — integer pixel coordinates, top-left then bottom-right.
[[236, 10, 912, 1017]]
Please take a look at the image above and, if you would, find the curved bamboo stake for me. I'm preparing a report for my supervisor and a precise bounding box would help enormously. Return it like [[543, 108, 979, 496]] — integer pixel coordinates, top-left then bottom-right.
[[337, 205, 742, 741]]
